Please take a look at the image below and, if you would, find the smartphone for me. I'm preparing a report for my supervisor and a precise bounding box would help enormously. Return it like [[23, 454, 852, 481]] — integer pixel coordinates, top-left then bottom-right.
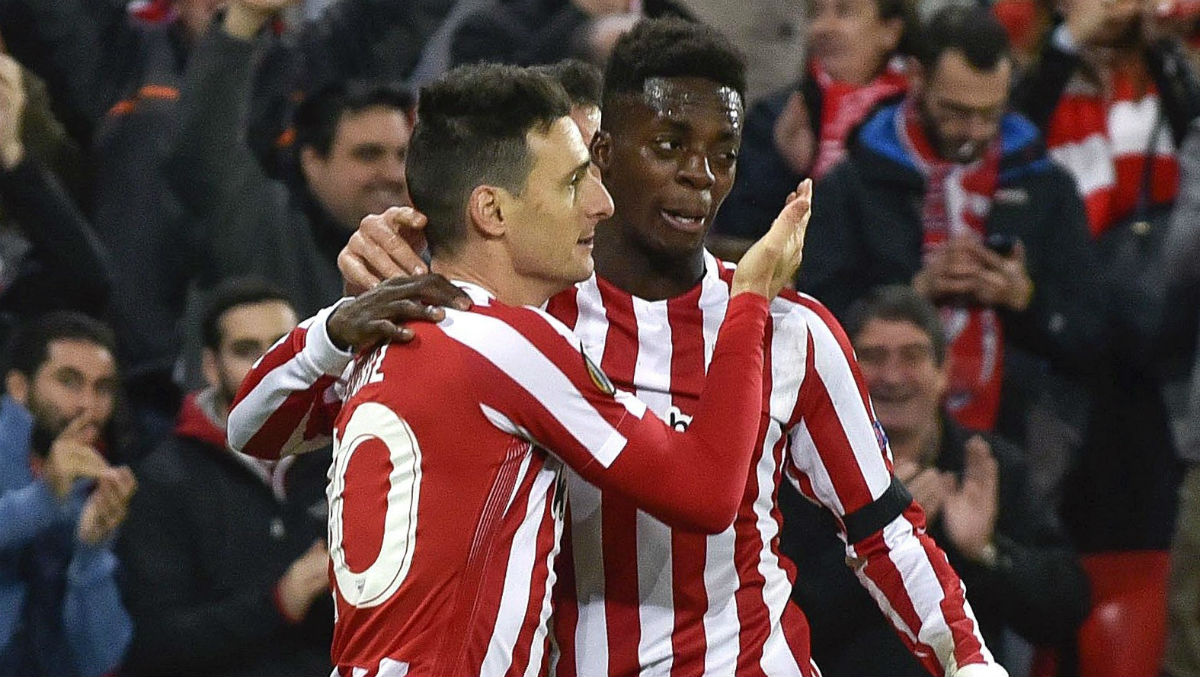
[[984, 233, 1016, 256]]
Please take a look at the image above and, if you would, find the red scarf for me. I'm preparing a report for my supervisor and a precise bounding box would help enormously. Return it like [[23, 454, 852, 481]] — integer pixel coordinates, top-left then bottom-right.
[[898, 101, 1005, 431], [1044, 65, 1178, 237], [810, 58, 908, 179]]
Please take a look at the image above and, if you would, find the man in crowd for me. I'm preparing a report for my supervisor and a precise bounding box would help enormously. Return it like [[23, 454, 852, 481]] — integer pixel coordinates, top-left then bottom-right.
[[795, 6, 1101, 508], [118, 278, 333, 675], [234, 19, 1009, 677], [0, 312, 136, 676], [166, 0, 415, 319], [781, 285, 1090, 675]]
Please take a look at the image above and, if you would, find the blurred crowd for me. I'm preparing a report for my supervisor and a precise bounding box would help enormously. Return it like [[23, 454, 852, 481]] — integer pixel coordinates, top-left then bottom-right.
[[1, 0, 1199, 675]]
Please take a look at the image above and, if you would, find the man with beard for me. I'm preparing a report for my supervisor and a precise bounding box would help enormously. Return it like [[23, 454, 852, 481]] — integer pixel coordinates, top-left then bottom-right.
[[117, 278, 335, 676], [796, 6, 1102, 469], [0, 312, 136, 676], [231, 20, 1008, 677]]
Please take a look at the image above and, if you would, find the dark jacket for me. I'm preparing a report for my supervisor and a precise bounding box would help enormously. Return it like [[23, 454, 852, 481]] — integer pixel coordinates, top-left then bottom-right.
[[118, 392, 333, 676], [781, 415, 1091, 676], [451, 0, 692, 67], [165, 26, 348, 319], [797, 103, 1104, 445]]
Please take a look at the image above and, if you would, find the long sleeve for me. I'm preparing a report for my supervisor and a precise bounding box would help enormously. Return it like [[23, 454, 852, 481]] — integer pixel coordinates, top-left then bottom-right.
[[784, 302, 1004, 677], [503, 294, 770, 533], [1011, 34, 1078, 135], [61, 542, 132, 677], [164, 23, 290, 277], [0, 157, 113, 320], [0, 479, 58, 551], [229, 301, 354, 459]]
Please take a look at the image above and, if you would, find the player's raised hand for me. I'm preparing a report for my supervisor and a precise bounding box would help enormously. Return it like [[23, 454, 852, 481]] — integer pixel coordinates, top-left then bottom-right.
[[339, 207, 430, 295], [731, 179, 812, 300], [326, 273, 472, 350]]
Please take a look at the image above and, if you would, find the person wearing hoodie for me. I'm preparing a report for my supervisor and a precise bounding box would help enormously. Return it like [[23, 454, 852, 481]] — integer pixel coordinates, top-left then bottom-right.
[[117, 278, 333, 676]]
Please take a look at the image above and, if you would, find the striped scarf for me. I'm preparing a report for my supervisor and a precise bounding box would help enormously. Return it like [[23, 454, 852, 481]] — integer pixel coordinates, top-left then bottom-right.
[[1044, 63, 1178, 238], [898, 100, 1006, 431]]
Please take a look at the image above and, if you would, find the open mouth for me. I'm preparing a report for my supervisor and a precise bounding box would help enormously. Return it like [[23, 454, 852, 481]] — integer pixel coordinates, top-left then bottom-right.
[[660, 209, 706, 233], [577, 234, 595, 246]]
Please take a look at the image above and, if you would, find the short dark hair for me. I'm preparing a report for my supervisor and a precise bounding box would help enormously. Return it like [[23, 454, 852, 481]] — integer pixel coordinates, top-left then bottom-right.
[[603, 18, 747, 108], [407, 63, 571, 257], [915, 5, 1010, 73], [844, 285, 947, 365], [201, 277, 293, 352], [5, 312, 118, 379], [533, 59, 604, 109], [292, 80, 415, 156]]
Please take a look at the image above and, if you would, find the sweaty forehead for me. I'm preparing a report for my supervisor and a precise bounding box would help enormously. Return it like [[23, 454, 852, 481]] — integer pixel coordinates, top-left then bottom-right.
[[639, 76, 744, 134]]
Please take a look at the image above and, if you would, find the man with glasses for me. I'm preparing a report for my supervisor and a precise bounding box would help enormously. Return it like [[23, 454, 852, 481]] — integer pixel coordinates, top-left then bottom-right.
[[797, 5, 1101, 451]]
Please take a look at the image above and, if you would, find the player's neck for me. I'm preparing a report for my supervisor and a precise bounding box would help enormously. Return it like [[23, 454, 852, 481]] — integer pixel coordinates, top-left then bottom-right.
[[592, 223, 706, 301], [431, 256, 559, 308]]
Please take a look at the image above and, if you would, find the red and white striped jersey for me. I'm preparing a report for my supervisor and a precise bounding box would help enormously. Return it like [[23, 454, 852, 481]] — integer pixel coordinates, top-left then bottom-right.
[[543, 252, 994, 677], [229, 281, 772, 677], [228, 257, 1002, 677]]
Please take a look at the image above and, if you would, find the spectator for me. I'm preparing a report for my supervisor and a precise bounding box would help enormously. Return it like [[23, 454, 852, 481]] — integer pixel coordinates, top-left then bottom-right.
[[451, 0, 692, 69], [712, 0, 913, 251], [1007, 0, 1200, 554], [0, 312, 136, 677], [118, 278, 332, 676], [780, 285, 1090, 675], [166, 0, 414, 320], [796, 6, 1102, 454], [0, 54, 112, 350], [0, 0, 452, 453]]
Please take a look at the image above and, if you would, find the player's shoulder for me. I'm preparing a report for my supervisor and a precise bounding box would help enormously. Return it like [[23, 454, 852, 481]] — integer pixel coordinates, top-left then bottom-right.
[[713, 256, 843, 332], [449, 295, 581, 354]]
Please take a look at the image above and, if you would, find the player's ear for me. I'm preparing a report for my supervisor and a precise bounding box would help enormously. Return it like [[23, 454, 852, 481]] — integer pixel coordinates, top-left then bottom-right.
[[467, 184, 508, 239], [592, 130, 613, 172]]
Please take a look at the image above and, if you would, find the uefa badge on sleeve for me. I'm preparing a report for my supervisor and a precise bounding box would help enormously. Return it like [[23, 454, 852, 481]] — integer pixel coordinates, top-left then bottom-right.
[[583, 351, 615, 396]]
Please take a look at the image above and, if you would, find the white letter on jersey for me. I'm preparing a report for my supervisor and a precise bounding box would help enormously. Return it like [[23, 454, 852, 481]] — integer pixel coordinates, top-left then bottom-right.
[[329, 402, 421, 608]]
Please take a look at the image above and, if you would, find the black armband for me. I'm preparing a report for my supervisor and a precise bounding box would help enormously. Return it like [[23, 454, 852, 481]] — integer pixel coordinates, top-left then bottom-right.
[[843, 476, 913, 544]]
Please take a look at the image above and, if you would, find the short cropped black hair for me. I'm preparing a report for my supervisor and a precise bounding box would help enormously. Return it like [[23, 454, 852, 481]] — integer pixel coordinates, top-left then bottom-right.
[[843, 285, 947, 365], [5, 311, 117, 379], [603, 18, 747, 107], [533, 59, 604, 109], [201, 277, 293, 352], [407, 63, 571, 257], [292, 80, 415, 157], [915, 5, 1010, 73]]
